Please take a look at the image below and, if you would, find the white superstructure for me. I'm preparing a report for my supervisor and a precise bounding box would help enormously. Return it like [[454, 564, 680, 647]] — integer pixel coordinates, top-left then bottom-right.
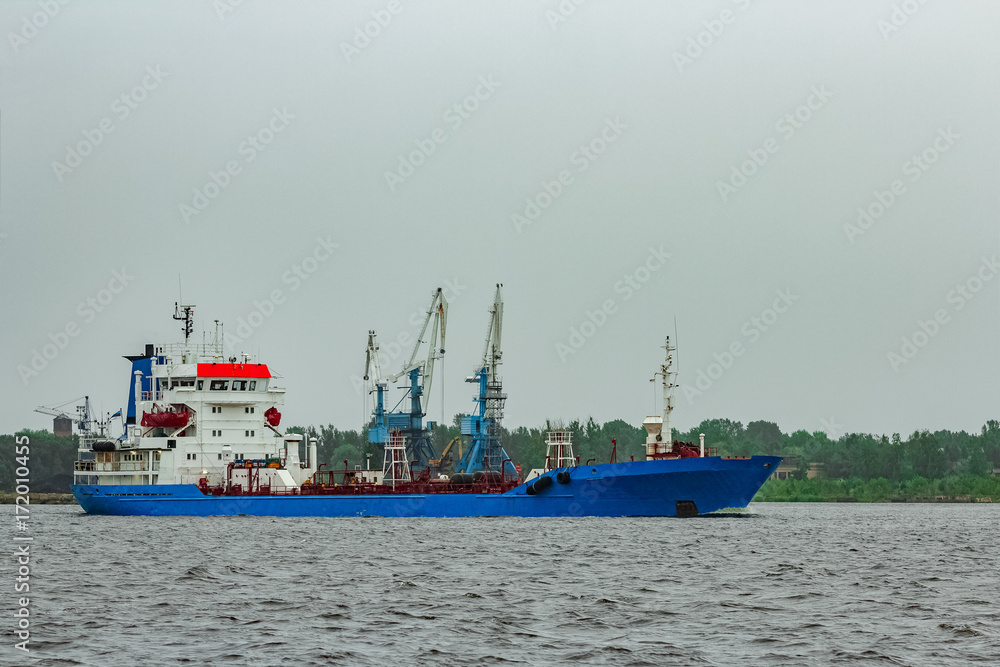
[[73, 305, 316, 490]]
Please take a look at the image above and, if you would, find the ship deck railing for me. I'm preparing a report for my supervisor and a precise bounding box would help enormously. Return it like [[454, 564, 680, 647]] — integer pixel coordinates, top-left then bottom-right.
[[161, 342, 224, 358], [202, 479, 523, 497], [75, 461, 160, 472]]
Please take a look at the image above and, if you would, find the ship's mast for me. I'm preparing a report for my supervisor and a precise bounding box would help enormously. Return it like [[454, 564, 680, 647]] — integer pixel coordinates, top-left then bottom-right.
[[659, 336, 677, 445], [644, 336, 677, 459], [173, 302, 195, 341]]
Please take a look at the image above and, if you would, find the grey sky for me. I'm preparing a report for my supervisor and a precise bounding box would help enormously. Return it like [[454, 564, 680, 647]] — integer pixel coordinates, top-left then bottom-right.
[[2, 0, 998, 440]]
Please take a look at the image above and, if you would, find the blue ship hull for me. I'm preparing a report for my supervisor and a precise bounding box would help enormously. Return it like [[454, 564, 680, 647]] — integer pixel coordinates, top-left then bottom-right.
[[71, 456, 780, 517]]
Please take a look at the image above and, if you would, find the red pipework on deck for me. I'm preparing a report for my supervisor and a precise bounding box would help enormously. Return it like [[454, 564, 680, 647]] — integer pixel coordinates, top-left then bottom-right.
[[501, 458, 512, 484], [202, 462, 523, 498]]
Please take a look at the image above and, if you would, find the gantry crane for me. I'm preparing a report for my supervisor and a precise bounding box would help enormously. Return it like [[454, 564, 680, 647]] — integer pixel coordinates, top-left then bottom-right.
[[456, 284, 516, 477], [34, 396, 95, 436], [363, 330, 388, 445], [365, 288, 448, 471]]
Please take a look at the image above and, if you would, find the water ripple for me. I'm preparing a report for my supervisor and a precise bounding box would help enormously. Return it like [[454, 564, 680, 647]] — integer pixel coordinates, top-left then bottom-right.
[[16, 503, 1000, 666]]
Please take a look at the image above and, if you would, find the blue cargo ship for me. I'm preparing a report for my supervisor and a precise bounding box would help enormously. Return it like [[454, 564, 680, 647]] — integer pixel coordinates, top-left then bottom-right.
[[71, 294, 779, 517], [72, 455, 778, 517]]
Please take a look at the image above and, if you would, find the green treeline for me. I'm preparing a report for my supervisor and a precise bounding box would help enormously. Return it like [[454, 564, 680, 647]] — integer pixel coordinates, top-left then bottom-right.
[[0, 430, 79, 492], [4, 418, 1000, 497], [755, 475, 1000, 502], [292, 417, 1000, 482]]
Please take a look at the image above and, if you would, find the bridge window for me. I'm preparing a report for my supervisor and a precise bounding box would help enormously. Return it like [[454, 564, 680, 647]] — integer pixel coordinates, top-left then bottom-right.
[[233, 380, 247, 391], [210, 380, 228, 390], [249, 381, 257, 391], [197, 380, 204, 390]]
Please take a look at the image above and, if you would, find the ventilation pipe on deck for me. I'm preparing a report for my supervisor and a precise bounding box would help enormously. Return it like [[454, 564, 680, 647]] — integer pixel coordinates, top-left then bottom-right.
[[133, 370, 143, 408], [699, 433, 705, 458], [132, 370, 143, 446]]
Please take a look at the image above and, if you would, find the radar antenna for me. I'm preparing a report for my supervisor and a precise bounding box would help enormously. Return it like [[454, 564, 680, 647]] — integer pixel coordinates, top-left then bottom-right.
[[173, 302, 195, 341]]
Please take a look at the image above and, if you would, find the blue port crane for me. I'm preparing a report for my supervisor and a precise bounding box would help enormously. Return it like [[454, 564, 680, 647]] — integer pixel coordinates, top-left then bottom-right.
[[363, 330, 388, 444], [456, 284, 517, 477], [365, 288, 448, 471]]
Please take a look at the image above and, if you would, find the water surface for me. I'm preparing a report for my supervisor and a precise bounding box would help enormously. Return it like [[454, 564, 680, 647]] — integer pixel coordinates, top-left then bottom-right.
[[10, 503, 999, 665]]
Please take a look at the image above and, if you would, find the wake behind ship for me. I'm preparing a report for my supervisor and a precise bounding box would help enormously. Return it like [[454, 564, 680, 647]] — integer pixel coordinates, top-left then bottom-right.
[[71, 289, 779, 517]]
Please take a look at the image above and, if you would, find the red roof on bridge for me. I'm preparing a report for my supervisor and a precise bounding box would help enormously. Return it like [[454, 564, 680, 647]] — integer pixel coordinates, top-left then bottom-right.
[[196, 363, 271, 378]]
